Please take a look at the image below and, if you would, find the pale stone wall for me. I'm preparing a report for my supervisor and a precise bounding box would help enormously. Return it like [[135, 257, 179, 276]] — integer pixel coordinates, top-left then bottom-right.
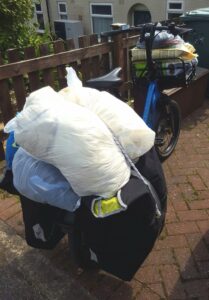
[[65, 0, 168, 34], [40, 0, 209, 35], [46, 0, 90, 34], [115, 0, 167, 24], [184, 0, 209, 12]]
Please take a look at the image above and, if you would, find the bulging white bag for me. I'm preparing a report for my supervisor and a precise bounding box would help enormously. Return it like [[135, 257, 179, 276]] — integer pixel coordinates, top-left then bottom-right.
[[59, 67, 155, 161], [13, 148, 81, 212], [5, 86, 130, 197]]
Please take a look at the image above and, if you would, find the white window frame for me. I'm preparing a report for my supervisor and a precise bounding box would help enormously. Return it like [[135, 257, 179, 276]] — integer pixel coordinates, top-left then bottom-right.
[[35, 3, 45, 33], [58, 1, 68, 20], [90, 3, 113, 34], [167, 0, 184, 19]]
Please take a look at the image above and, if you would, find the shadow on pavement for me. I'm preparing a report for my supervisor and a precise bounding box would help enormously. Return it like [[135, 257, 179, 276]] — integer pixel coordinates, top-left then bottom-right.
[[40, 235, 135, 300], [181, 100, 209, 132], [169, 229, 209, 299]]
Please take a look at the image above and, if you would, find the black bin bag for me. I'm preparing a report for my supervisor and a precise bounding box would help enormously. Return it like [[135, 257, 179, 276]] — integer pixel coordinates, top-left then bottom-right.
[[75, 147, 167, 281]]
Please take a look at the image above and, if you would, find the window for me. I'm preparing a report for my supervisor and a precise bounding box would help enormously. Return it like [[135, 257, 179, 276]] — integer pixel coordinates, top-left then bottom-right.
[[167, 1, 184, 20], [35, 3, 45, 31], [58, 2, 68, 20], [169, 3, 182, 9], [90, 3, 113, 34]]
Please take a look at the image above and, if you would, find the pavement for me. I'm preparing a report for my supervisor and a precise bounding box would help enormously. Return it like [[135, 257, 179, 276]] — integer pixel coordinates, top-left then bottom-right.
[[1, 100, 209, 299]]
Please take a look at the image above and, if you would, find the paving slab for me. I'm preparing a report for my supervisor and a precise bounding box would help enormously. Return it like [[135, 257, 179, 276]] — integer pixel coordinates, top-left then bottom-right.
[[0, 220, 95, 300]]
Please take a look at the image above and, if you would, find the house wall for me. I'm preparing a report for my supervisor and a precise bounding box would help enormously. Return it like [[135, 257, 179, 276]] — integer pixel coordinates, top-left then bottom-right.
[[45, 0, 85, 32], [184, 0, 209, 12], [38, 0, 209, 35], [115, 0, 167, 24], [64, 0, 168, 34], [66, 0, 167, 34]]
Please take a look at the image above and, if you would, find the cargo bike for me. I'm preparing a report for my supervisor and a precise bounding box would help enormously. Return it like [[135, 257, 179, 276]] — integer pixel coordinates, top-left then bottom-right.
[[0, 22, 197, 281]]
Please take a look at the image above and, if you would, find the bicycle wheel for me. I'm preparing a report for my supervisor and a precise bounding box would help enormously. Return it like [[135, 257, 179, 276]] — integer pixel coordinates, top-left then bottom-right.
[[155, 99, 181, 161]]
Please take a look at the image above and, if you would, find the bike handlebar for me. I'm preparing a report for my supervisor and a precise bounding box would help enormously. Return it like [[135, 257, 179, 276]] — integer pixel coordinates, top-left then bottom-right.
[[100, 23, 193, 37]]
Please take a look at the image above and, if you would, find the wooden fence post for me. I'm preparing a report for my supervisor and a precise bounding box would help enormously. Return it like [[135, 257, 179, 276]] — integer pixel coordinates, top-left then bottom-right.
[[66, 39, 79, 73], [39, 43, 55, 89], [100, 36, 110, 74], [112, 33, 125, 80], [78, 36, 91, 82], [0, 54, 14, 124], [53, 40, 67, 89], [7, 49, 26, 111], [111, 33, 131, 99], [89, 34, 100, 77], [24, 46, 42, 92], [0, 53, 14, 161]]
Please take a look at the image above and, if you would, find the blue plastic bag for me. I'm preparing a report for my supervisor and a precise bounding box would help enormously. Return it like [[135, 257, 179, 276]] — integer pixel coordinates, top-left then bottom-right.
[[12, 148, 80, 212], [5, 131, 19, 170]]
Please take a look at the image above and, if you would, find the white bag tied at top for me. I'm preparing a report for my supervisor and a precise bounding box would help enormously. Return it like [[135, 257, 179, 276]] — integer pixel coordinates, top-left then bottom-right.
[[59, 67, 155, 161], [4, 86, 130, 197]]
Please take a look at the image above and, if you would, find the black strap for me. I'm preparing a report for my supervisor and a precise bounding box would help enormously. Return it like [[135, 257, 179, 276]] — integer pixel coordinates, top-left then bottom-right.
[[111, 132, 161, 217]]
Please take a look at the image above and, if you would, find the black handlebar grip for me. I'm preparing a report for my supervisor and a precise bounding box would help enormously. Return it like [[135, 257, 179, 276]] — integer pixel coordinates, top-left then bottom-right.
[[100, 24, 193, 37]]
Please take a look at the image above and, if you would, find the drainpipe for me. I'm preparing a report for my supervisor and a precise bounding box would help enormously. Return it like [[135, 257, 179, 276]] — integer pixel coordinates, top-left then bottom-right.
[[45, 0, 51, 29]]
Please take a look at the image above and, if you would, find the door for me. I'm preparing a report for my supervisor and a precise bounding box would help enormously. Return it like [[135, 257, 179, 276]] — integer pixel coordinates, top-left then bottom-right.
[[134, 11, 151, 26]]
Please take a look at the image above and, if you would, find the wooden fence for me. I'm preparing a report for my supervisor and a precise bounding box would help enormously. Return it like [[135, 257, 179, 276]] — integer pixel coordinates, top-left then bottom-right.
[[0, 32, 139, 160]]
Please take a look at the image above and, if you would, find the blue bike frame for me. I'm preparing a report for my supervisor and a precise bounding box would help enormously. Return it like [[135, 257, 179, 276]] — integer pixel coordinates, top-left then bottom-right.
[[142, 81, 161, 129]]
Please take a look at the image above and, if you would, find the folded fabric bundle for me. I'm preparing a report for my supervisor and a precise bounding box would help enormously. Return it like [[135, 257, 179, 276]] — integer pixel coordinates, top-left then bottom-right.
[[59, 68, 155, 161], [13, 147, 81, 212], [5, 86, 130, 198], [131, 44, 198, 62]]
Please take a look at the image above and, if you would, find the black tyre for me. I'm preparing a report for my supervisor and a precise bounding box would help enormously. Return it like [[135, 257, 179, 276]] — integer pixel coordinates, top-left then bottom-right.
[[155, 99, 181, 161]]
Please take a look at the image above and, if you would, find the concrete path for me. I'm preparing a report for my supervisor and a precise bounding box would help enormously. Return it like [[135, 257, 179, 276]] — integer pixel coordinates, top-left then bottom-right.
[[0, 220, 94, 300], [1, 100, 209, 299]]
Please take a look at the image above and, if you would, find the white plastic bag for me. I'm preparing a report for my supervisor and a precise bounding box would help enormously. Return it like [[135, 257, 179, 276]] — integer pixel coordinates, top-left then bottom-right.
[[5, 86, 130, 197], [13, 148, 81, 212], [65, 67, 82, 88], [59, 67, 155, 161]]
